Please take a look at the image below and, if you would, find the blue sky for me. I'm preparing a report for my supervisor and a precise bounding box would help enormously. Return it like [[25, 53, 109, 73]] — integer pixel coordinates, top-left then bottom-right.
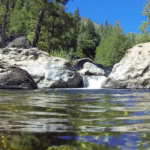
[[66, 0, 147, 34]]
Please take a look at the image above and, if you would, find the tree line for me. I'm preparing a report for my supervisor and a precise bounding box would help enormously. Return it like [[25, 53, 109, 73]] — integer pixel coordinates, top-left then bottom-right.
[[0, 0, 150, 67]]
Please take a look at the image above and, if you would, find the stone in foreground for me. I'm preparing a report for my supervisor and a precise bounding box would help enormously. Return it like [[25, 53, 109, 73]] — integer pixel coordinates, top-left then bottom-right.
[[0, 61, 37, 89], [0, 48, 82, 88], [102, 42, 150, 88]]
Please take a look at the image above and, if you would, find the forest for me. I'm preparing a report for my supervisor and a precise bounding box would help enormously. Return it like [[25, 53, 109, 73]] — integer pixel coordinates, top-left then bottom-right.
[[0, 0, 150, 67]]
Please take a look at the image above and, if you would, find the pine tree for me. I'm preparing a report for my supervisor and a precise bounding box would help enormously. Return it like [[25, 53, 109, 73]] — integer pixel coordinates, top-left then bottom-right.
[[0, 0, 10, 48], [32, 0, 70, 48], [138, 0, 150, 43], [77, 18, 100, 58], [95, 22, 132, 67], [139, 0, 150, 33], [8, 0, 70, 51], [40, 3, 75, 53]]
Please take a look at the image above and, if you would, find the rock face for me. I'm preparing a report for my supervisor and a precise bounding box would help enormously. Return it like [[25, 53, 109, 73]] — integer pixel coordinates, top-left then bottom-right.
[[0, 48, 82, 88], [74, 58, 104, 71], [102, 42, 150, 88], [79, 62, 105, 76], [6, 36, 32, 49], [0, 61, 37, 89]]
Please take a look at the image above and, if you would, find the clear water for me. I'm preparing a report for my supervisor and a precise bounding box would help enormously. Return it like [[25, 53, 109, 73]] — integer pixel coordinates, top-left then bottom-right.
[[0, 89, 150, 150]]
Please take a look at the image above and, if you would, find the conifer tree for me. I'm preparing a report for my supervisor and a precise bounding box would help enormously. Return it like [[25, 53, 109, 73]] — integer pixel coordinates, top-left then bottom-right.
[[0, 0, 9, 48], [139, 0, 150, 34], [8, 0, 70, 51], [137, 0, 150, 43], [32, 0, 70, 48], [95, 21, 132, 67], [77, 18, 100, 58]]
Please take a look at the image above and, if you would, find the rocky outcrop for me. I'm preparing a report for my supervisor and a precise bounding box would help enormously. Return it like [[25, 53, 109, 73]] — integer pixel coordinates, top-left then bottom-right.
[[0, 48, 82, 88], [6, 36, 32, 49], [102, 42, 150, 88], [79, 62, 105, 76], [0, 61, 37, 89], [74, 58, 104, 71], [76, 60, 106, 88]]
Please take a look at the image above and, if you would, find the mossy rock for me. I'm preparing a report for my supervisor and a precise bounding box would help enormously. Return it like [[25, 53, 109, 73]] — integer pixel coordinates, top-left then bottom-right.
[[46, 142, 115, 150], [46, 145, 77, 150]]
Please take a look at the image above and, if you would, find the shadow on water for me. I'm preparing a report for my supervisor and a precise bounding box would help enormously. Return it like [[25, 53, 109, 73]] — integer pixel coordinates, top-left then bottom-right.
[[0, 89, 150, 149]]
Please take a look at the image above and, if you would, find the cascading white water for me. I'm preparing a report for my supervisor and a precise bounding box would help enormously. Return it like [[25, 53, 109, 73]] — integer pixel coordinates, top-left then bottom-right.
[[82, 76, 107, 89]]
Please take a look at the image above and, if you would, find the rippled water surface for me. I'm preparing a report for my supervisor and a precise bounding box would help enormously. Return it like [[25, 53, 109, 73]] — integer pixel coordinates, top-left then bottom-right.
[[0, 89, 150, 150]]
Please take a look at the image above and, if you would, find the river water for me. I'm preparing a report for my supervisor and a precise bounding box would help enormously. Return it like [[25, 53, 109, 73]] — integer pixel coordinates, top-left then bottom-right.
[[0, 88, 150, 150]]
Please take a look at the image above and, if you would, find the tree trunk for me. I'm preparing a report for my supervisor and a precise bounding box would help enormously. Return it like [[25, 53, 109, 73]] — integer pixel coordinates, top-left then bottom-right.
[[48, 23, 55, 54], [33, 10, 44, 47], [1, 0, 9, 48]]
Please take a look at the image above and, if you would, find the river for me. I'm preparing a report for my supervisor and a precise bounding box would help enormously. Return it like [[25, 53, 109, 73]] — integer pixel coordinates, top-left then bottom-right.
[[0, 88, 150, 150]]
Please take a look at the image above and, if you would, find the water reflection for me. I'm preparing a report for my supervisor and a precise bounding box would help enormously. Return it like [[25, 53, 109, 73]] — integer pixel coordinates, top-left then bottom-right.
[[0, 89, 150, 149]]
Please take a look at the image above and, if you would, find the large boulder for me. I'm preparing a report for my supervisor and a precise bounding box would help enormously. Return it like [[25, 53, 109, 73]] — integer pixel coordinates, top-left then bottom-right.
[[102, 42, 150, 88], [0, 61, 37, 89], [79, 62, 105, 76], [0, 48, 82, 88], [6, 36, 32, 49], [74, 58, 104, 71]]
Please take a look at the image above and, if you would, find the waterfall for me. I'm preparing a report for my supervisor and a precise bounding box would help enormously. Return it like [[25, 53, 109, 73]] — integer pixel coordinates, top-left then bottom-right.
[[82, 76, 107, 89]]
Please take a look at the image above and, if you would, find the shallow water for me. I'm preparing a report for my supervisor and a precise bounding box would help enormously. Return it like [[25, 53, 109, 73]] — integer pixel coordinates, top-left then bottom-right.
[[0, 89, 150, 150]]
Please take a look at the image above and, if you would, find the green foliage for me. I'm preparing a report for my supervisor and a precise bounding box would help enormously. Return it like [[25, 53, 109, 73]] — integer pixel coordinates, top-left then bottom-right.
[[137, 0, 150, 43], [95, 22, 132, 67], [75, 46, 87, 58], [127, 32, 150, 46], [50, 49, 72, 61], [77, 18, 100, 59], [7, 0, 72, 49], [38, 41, 49, 52], [1, 0, 146, 66], [139, 0, 150, 34]]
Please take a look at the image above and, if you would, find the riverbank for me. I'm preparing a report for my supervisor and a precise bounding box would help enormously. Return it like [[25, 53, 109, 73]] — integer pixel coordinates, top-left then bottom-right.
[[0, 37, 150, 89]]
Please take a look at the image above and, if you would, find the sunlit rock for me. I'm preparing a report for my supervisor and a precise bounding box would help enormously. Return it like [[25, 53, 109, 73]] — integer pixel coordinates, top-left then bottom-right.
[[79, 62, 105, 76], [103, 42, 150, 88], [74, 58, 104, 71], [0, 47, 82, 88]]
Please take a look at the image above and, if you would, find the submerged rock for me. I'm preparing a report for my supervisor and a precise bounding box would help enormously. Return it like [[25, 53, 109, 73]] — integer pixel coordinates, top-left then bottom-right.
[[46, 141, 109, 150], [0, 48, 82, 88], [0, 61, 37, 89], [47, 145, 77, 150], [103, 42, 150, 88]]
